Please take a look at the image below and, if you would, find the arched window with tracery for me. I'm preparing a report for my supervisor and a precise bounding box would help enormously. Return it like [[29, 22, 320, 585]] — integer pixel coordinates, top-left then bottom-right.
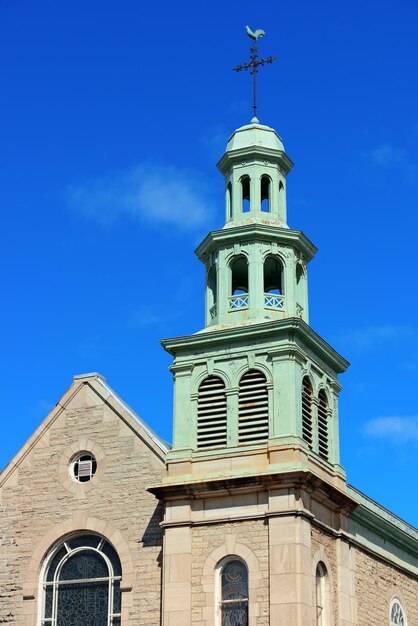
[[197, 376, 227, 449], [238, 370, 269, 444], [390, 599, 406, 626], [41, 533, 121, 626], [316, 562, 330, 626], [219, 559, 248, 626], [302, 376, 313, 449]]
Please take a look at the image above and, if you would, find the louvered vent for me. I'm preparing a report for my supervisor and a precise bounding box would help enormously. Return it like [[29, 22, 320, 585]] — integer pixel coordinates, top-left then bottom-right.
[[238, 370, 269, 444], [301, 377, 313, 448], [317, 390, 329, 460], [197, 376, 227, 449]]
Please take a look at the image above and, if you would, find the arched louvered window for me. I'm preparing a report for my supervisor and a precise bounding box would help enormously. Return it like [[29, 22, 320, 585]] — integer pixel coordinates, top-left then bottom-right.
[[220, 559, 248, 626], [318, 390, 329, 461], [238, 370, 269, 444], [316, 562, 330, 626], [197, 376, 227, 449], [302, 376, 313, 449], [41, 534, 121, 626], [390, 600, 406, 626]]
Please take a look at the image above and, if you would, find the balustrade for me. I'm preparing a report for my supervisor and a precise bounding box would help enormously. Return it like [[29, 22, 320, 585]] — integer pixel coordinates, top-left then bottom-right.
[[264, 293, 285, 310], [229, 294, 249, 310]]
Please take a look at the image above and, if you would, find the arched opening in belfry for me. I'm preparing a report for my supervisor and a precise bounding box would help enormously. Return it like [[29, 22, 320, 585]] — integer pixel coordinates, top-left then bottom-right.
[[207, 265, 217, 319], [264, 256, 283, 294], [240, 175, 250, 212], [296, 262, 305, 316], [226, 182, 232, 219], [261, 175, 271, 212], [231, 255, 248, 295]]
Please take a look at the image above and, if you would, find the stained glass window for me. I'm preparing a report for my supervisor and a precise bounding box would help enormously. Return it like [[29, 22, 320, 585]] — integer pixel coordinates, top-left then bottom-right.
[[41, 534, 122, 626], [220, 559, 248, 626], [391, 600, 406, 626]]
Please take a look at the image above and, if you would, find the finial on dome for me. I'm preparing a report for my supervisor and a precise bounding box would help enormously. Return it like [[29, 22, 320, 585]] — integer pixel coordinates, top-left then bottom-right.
[[251, 116, 260, 124]]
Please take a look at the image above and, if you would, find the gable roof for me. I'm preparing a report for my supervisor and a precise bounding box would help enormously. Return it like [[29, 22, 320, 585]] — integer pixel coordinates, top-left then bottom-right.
[[0, 372, 170, 487]]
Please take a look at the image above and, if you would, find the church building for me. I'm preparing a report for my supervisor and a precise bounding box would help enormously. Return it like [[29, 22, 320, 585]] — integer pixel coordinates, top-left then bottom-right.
[[1, 95, 418, 624]]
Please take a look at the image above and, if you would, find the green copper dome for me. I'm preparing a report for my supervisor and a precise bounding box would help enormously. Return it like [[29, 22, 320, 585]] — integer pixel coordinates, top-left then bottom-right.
[[225, 119, 285, 153]]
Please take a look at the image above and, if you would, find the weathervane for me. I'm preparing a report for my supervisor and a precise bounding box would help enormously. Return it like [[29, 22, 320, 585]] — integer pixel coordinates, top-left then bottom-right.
[[233, 26, 276, 122]]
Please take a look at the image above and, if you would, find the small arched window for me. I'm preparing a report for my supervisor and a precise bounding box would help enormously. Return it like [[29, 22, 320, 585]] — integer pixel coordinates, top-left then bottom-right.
[[390, 599, 406, 626], [264, 256, 284, 310], [226, 182, 232, 219], [197, 376, 227, 449], [316, 562, 330, 626], [241, 175, 250, 212], [318, 390, 329, 461], [261, 175, 270, 212], [207, 265, 217, 320], [302, 376, 313, 449], [41, 534, 121, 626], [296, 262, 305, 318], [231, 256, 248, 296], [238, 370, 269, 444], [220, 559, 248, 626]]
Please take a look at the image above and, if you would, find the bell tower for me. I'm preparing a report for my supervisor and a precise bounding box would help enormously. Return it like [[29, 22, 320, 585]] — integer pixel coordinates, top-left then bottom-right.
[[159, 114, 348, 487], [151, 32, 358, 626]]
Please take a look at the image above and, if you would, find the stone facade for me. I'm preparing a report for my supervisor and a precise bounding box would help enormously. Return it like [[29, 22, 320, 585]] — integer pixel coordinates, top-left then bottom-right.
[[0, 374, 167, 626], [355, 547, 418, 626]]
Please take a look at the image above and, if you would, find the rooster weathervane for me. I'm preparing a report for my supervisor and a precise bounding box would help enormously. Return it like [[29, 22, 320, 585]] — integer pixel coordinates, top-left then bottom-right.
[[233, 26, 276, 121]]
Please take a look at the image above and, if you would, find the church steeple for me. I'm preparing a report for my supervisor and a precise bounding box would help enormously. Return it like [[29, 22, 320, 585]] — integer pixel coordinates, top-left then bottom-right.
[[160, 34, 349, 493]]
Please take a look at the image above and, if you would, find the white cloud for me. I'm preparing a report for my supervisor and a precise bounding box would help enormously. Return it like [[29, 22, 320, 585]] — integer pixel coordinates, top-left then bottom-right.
[[368, 142, 418, 183], [66, 163, 214, 231], [364, 416, 418, 445], [369, 143, 407, 168]]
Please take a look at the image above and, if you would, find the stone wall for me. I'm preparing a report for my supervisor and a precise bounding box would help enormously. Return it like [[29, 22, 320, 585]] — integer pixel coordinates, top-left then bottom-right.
[[192, 519, 269, 626], [0, 380, 166, 626], [356, 546, 418, 626]]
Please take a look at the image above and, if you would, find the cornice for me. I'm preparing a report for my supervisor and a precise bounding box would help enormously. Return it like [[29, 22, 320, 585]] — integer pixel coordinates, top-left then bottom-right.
[[148, 468, 357, 516], [161, 318, 349, 374], [216, 146, 294, 175], [195, 224, 317, 263]]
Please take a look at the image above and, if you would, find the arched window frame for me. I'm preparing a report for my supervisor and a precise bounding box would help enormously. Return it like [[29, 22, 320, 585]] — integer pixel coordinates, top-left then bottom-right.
[[390, 598, 407, 626], [263, 254, 285, 311], [196, 375, 228, 450], [216, 556, 249, 626], [40, 533, 122, 626], [238, 369, 269, 445], [301, 375, 314, 449], [226, 182, 233, 220], [240, 175, 251, 213], [207, 264, 218, 321], [317, 388, 331, 462], [312, 550, 334, 626], [260, 174, 271, 212], [229, 254, 249, 311]]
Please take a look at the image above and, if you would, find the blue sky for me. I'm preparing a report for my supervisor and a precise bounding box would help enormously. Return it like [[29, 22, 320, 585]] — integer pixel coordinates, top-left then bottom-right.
[[1, 0, 418, 526]]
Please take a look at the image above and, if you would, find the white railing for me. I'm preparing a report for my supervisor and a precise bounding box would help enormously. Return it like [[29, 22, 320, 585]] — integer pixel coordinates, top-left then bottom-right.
[[229, 294, 249, 310], [264, 293, 285, 310]]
